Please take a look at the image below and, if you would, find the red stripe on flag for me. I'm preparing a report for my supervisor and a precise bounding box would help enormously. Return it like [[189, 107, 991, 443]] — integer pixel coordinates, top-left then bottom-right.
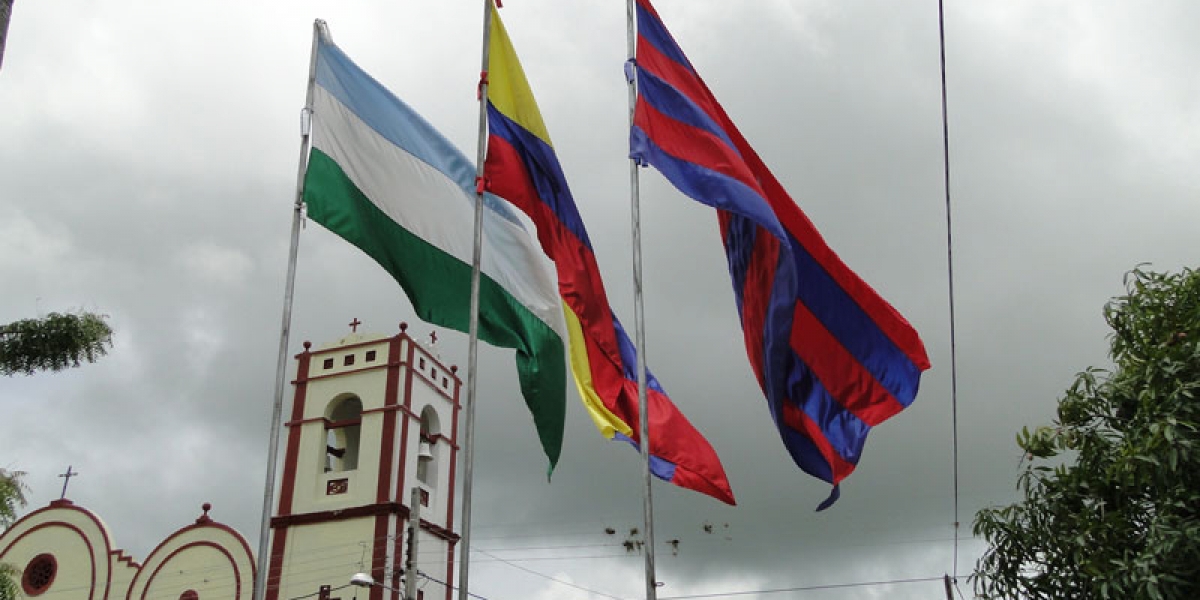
[[645, 383, 736, 504], [634, 99, 759, 193], [486, 133, 626, 374], [636, 36, 727, 134], [780, 401, 857, 486], [714, 112, 931, 371], [636, 15, 930, 371], [790, 300, 906, 426], [487, 109, 735, 505], [721, 213, 777, 393], [486, 134, 613, 330]]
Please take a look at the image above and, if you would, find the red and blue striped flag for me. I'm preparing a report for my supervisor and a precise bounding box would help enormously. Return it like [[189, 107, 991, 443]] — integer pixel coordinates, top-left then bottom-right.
[[484, 7, 735, 504], [630, 0, 931, 509]]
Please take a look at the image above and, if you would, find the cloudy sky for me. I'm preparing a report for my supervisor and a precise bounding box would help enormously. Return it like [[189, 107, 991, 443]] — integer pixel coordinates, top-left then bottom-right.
[[2, 1, 1198, 598]]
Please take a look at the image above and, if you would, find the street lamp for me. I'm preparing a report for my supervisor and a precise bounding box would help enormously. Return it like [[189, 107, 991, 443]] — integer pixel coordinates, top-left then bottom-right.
[[350, 573, 408, 598], [349, 573, 379, 589]]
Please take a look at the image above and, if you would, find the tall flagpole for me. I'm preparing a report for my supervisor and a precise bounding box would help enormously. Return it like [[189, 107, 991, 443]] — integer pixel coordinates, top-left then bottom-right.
[[625, 1, 659, 598], [459, 2, 495, 599], [253, 19, 322, 600]]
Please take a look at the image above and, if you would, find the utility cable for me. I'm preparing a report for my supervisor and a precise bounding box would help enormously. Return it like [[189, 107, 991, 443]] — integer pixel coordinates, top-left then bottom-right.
[[657, 576, 945, 599], [936, 0, 963, 583], [287, 584, 352, 600], [474, 548, 630, 600], [417, 571, 491, 600]]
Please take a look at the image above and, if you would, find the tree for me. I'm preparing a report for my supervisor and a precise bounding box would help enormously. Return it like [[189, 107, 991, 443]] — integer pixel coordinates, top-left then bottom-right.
[[973, 267, 1200, 599], [0, 469, 28, 600], [1, 309, 110, 596], [0, 311, 112, 376]]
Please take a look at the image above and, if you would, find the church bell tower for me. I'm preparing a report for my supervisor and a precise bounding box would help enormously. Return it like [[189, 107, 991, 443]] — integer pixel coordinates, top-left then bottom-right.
[[266, 321, 460, 600]]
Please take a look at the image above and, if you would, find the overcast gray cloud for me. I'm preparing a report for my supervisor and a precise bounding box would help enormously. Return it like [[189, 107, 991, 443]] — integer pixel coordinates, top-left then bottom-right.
[[2, 1, 1197, 599]]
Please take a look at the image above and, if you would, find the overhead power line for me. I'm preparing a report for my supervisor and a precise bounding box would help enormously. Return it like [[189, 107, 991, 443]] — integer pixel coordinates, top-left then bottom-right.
[[658, 576, 946, 599]]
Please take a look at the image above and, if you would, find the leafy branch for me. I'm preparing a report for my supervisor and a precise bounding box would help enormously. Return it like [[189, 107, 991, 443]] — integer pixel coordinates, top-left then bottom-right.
[[0, 311, 113, 376]]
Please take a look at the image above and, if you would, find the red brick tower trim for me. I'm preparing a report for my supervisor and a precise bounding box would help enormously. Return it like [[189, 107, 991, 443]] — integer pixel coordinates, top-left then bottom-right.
[[265, 344, 311, 600], [392, 334, 418, 600], [369, 332, 408, 600], [443, 364, 462, 600]]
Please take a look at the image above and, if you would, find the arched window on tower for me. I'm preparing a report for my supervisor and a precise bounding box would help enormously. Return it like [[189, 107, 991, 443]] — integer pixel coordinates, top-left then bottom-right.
[[325, 395, 362, 472], [416, 406, 440, 487]]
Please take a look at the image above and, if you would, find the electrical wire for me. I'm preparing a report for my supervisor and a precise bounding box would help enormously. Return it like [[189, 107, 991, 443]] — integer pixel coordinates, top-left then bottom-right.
[[657, 576, 946, 599], [417, 570, 491, 600], [936, 0, 963, 583], [287, 583, 352, 600], [474, 548, 630, 600]]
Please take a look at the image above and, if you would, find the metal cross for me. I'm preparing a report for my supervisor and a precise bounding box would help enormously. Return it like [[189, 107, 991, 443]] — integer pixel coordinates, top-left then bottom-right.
[[58, 465, 78, 499], [430, 331, 438, 345], [348, 318, 362, 333]]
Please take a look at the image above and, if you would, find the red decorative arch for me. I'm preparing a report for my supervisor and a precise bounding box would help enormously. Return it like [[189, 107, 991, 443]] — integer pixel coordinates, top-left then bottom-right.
[[127, 516, 254, 600], [135, 541, 241, 600], [0, 506, 108, 600]]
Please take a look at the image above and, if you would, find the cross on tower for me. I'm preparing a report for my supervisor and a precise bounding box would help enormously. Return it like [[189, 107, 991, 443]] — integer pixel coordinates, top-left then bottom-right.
[[58, 465, 78, 500], [430, 331, 438, 345], [348, 318, 362, 333]]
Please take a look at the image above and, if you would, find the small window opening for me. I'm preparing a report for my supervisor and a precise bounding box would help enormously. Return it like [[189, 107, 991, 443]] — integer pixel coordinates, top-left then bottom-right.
[[325, 396, 362, 473], [416, 406, 440, 487], [365, 350, 377, 362], [22, 553, 57, 596]]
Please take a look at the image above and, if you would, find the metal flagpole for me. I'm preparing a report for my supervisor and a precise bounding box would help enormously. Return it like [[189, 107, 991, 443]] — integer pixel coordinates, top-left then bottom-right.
[[625, 1, 659, 598], [253, 19, 323, 600], [459, 2, 495, 599], [0, 0, 13, 71]]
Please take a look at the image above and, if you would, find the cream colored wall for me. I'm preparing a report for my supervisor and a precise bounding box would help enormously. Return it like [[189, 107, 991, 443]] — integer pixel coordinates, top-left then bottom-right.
[[107, 553, 138, 600], [0, 503, 114, 600], [412, 530, 451, 597], [295, 337, 391, 514], [130, 523, 255, 600], [274, 516, 376, 599], [273, 333, 458, 598], [405, 343, 458, 530], [0, 502, 254, 600]]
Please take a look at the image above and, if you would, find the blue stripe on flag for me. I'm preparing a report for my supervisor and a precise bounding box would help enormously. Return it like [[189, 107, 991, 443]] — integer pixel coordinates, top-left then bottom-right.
[[613, 432, 679, 481], [636, 69, 737, 151], [787, 234, 923, 408], [612, 310, 668, 395], [486, 103, 596, 250], [630, 126, 785, 240], [634, 2, 694, 74], [314, 36, 525, 228]]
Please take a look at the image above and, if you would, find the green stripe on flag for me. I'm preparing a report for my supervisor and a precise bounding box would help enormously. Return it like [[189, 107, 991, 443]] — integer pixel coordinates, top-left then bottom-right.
[[304, 147, 566, 469]]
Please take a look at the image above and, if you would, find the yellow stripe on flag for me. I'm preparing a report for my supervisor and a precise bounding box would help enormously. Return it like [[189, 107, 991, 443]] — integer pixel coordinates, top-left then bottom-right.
[[487, 8, 553, 146], [562, 303, 633, 440]]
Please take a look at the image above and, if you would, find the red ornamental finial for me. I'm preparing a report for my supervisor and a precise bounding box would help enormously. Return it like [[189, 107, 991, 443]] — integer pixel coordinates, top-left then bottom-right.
[[399, 322, 409, 332], [196, 503, 213, 524]]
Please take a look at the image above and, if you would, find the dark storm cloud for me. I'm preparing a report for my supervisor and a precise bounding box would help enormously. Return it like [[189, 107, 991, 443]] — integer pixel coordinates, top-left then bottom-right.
[[2, 2, 1197, 599]]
